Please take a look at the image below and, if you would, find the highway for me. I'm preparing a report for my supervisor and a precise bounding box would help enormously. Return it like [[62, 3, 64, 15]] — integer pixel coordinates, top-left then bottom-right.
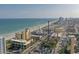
[[54, 37, 64, 54], [22, 35, 48, 54], [54, 41, 60, 54]]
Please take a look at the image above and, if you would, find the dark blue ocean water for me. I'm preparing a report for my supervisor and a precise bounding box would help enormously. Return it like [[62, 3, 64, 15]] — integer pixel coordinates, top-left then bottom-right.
[[0, 18, 55, 35]]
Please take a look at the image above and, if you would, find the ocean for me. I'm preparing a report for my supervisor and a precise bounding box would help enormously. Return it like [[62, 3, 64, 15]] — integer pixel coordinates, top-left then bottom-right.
[[0, 18, 56, 35]]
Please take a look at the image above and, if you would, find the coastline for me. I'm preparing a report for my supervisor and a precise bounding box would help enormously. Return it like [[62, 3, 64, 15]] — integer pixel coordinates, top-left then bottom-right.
[[1, 22, 48, 40], [1, 20, 58, 40]]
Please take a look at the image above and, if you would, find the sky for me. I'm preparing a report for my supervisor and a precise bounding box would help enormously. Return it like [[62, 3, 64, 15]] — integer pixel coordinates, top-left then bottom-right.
[[0, 4, 79, 18]]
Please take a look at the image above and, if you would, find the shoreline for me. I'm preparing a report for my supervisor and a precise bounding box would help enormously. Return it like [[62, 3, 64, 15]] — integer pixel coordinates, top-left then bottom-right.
[[1, 22, 48, 40], [0, 20, 58, 40]]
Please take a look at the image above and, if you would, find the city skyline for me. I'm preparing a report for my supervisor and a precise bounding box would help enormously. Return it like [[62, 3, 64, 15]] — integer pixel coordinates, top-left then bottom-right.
[[0, 4, 79, 18]]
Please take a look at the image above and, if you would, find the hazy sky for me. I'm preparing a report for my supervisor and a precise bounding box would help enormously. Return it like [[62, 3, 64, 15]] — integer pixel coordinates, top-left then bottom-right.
[[0, 4, 79, 18]]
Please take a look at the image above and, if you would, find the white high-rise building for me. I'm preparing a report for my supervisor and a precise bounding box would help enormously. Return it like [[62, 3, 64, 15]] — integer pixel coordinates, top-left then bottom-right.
[[0, 37, 6, 54]]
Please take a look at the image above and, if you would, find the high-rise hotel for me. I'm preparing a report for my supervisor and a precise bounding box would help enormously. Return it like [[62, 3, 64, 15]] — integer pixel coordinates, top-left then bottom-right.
[[22, 28, 31, 41], [15, 28, 31, 41]]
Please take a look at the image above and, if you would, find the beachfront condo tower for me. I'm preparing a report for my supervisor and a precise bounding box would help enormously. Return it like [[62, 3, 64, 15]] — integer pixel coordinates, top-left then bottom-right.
[[0, 37, 6, 54], [69, 35, 77, 54], [22, 28, 31, 41], [15, 32, 23, 39]]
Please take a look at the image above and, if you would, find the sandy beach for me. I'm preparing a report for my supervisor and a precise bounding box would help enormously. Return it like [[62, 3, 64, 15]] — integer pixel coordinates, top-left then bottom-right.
[[0, 23, 48, 40], [0, 20, 57, 40]]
